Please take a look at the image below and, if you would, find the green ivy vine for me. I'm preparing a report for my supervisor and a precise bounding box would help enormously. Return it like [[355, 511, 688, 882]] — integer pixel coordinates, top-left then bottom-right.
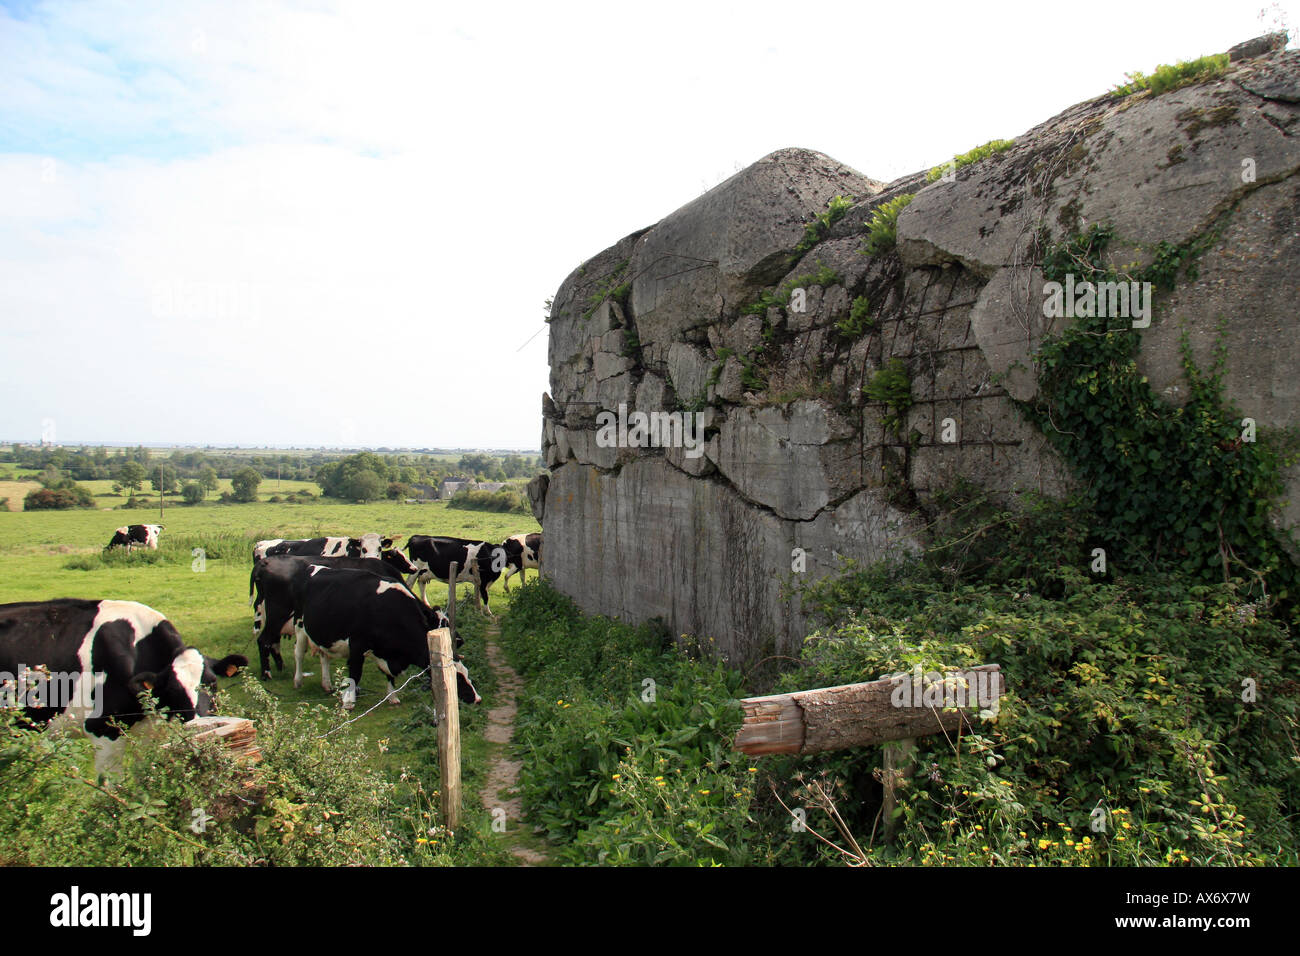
[[1023, 224, 1299, 617]]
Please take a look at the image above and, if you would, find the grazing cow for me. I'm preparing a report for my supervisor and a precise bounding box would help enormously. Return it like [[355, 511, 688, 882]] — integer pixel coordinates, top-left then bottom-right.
[[291, 566, 480, 710], [0, 599, 247, 768], [106, 524, 163, 551], [249, 550, 454, 680], [252, 533, 394, 563], [405, 535, 503, 609], [500, 532, 542, 590]]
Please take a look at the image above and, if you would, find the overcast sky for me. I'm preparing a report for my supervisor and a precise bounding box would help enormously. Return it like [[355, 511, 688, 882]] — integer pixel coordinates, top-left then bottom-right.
[[1, 0, 1293, 450]]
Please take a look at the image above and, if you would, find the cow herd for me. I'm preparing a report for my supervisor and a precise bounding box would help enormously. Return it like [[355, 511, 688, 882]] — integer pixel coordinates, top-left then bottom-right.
[[0, 522, 542, 762]]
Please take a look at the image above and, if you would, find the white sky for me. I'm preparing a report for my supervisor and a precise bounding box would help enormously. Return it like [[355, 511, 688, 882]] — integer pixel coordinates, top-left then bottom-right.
[[0, 0, 1293, 450]]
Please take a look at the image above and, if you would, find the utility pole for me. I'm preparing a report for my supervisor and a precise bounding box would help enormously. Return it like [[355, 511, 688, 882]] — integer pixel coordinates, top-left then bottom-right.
[[159, 462, 164, 522]]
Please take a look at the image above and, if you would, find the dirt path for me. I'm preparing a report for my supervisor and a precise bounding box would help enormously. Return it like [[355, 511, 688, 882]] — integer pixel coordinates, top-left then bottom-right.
[[479, 623, 549, 866]]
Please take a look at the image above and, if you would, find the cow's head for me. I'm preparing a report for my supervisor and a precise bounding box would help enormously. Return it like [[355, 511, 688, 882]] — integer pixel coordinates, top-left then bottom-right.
[[452, 654, 481, 705], [128, 648, 248, 721], [381, 548, 419, 576]]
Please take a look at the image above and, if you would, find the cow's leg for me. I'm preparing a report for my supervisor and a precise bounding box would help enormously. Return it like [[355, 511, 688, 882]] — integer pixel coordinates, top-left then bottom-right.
[[319, 649, 333, 694], [343, 652, 364, 710], [372, 656, 399, 705], [257, 637, 273, 681], [293, 625, 308, 689]]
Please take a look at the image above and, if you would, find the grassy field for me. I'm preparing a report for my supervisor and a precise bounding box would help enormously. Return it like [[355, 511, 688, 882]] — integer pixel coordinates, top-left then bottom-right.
[[0, 498, 542, 857]]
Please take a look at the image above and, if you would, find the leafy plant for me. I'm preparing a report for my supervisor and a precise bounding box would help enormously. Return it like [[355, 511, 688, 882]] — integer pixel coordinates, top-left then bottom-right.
[[926, 139, 1015, 182], [792, 195, 855, 261], [862, 193, 915, 255], [1027, 223, 1300, 618], [500, 581, 753, 865], [740, 263, 842, 317], [836, 295, 875, 338], [786, 557, 1300, 866], [582, 260, 631, 320], [864, 358, 912, 432], [1111, 53, 1231, 98]]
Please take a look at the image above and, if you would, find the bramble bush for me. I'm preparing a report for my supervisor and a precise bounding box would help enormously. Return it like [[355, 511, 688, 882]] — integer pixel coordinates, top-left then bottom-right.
[[768, 506, 1300, 866]]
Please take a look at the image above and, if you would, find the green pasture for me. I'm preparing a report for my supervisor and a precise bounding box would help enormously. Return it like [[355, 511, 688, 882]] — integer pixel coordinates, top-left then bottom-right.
[[0, 499, 541, 811]]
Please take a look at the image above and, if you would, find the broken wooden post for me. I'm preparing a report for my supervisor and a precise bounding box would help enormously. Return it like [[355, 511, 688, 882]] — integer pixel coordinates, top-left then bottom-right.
[[733, 665, 1003, 842], [427, 626, 461, 832], [732, 664, 1002, 756]]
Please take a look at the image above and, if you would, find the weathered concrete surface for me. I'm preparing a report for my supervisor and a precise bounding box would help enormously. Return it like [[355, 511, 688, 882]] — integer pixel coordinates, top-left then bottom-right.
[[538, 44, 1300, 667]]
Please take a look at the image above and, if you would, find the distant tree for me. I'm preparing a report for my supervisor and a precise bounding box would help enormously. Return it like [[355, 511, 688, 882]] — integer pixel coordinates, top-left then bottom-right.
[[181, 482, 204, 505], [343, 469, 383, 503], [457, 453, 497, 476], [317, 453, 392, 499], [231, 467, 263, 503], [117, 461, 146, 494], [199, 466, 220, 497], [387, 481, 410, 500], [151, 464, 179, 494]]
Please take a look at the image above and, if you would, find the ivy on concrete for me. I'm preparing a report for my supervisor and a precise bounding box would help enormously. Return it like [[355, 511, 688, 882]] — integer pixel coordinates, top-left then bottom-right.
[[1023, 224, 1299, 616]]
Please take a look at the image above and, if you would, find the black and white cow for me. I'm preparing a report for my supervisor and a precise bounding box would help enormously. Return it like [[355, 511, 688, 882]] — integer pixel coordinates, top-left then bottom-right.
[[0, 599, 246, 767], [251, 533, 394, 563], [405, 535, 503, 609], [106, 524, 163, 551], [500, 532, 542, 591], [249, 550, 452, 680], [291, 566, 479, 710]]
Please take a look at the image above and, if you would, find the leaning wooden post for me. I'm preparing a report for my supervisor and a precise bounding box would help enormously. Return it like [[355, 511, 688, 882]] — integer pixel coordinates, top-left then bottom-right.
[[446, 561, 457, 633], [427, 626, 461, 832], [881, 737, 916, 842]]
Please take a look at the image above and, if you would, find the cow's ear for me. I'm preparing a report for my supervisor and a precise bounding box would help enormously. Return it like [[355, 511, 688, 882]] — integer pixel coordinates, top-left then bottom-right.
[[129, 672, 158, 694], [214, 654, 249, 678]]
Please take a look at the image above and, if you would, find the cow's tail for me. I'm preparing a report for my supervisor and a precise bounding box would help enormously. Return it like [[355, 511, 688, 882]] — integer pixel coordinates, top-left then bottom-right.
[[249, 566, 257, 606]]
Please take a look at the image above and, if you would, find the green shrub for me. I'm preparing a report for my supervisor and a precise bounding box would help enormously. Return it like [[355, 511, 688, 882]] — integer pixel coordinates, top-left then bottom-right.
[[500, 581, 753, 865], [926, 139, 1015, 182], [1111, 53, 1231, 98], [862, 193, 915, 255], [448, 488, 529, 514], [23, 484, 94, 510], [0, 680, 412, 865], [783, 558, 1300, 866]]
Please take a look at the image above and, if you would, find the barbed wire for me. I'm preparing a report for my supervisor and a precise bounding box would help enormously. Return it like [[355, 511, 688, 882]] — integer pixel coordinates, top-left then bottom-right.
[[316, 666, 432, 739]]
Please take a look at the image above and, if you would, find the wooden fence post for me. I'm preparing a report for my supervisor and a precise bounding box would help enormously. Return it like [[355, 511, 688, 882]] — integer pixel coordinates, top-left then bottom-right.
[[427, 626, 461, 832], [446, 561, 457, 632], [882, 737, 916, 841]]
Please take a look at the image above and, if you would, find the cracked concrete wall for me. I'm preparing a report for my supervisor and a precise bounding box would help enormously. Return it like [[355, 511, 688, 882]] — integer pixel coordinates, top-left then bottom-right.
[[536, 46, 1300, 667]]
